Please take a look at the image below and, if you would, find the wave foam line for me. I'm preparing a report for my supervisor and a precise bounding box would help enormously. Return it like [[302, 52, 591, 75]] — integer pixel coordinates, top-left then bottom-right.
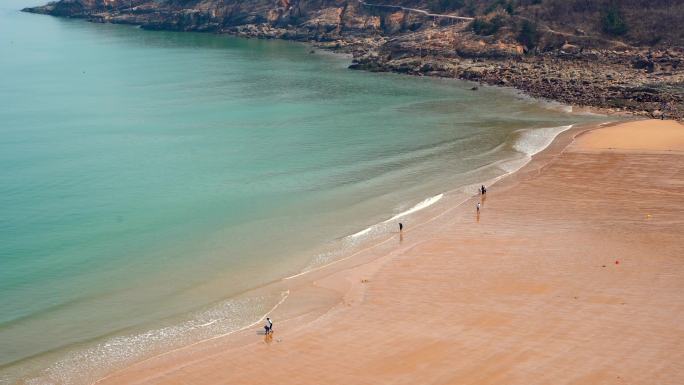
[[350, 227, 372, 238], [285, 122, 608, 283], [349, 193, 443, 239], [93, 290, 290, 385], [385, 193, 443, 222], [285, 193, 445, 280], [85, 122, 608, 385], [514, 125, 573, 157]]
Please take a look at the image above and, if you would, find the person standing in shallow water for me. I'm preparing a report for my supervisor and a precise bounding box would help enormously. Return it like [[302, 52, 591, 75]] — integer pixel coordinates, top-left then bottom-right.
[[399, 222, 403, 232], [264, 317, 273, 335]]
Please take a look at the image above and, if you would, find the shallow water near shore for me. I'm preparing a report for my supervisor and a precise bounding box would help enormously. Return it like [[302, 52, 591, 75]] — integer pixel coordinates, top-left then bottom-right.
[[0, 1, 608, 383]]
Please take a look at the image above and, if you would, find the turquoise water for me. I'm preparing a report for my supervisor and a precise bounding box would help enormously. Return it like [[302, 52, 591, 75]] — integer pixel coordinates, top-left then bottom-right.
[[0, 1, 606, 383]]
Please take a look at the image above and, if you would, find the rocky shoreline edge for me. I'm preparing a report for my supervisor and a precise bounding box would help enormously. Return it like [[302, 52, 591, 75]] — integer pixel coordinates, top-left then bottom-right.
[[22, 1, 683, 120]]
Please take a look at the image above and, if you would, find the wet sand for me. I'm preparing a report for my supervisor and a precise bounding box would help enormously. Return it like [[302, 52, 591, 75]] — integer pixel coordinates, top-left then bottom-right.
[[95, 119, 684, 385]]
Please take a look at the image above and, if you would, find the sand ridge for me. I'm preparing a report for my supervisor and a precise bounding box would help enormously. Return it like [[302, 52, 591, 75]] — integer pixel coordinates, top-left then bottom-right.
[[93, 120, 684, 385]]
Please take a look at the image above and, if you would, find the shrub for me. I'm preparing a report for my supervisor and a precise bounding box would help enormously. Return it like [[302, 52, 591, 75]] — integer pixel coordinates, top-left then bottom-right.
[[505, 2, 515, 15], [484, 0, 506, 14], [602, 5, 627, 36], [517, 20, 539, 49], [471, 15, 504, 35], [430, 0, 465, 12], [464, 2, 477, 16]]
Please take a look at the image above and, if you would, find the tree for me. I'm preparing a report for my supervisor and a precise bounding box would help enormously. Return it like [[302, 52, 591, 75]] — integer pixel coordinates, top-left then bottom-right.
[[517, 20, 539, 50]]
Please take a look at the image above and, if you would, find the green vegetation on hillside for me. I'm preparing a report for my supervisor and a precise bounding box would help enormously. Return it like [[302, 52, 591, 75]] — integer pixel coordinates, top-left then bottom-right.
[[471, 15, 504, 35], [429, 0, 465, 12], [424, 0, 683, 48], [601, 5, 628, 36], [517, 20, 539, 49]]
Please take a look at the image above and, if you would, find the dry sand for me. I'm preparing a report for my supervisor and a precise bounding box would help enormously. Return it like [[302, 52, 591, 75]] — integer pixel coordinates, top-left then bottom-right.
[[95, 119, 684, 385], [573, 119, 684, 152]]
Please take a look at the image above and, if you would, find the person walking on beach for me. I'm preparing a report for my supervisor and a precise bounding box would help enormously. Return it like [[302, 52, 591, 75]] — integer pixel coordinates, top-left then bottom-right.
[[476, 202, 481, 212], [399, 222, 403, 232], [264, 317, 273, 335]]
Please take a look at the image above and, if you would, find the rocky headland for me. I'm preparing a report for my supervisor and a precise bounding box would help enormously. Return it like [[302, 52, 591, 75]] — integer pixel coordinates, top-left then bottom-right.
[[24, 0, 684, 119]]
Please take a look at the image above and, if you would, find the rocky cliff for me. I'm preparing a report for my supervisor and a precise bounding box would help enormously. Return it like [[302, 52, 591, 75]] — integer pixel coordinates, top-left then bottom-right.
[[23, 0, 684, 119]]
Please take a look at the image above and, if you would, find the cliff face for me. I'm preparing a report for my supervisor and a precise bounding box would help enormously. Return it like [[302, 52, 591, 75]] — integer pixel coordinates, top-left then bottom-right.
[[25, 0, 684, 48], [23, 0, 684, 119], [26, 0, 380, 36]]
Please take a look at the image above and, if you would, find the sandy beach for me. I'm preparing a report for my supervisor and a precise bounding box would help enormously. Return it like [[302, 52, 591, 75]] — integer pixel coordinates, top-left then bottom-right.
[[93, 119, 684, 385]]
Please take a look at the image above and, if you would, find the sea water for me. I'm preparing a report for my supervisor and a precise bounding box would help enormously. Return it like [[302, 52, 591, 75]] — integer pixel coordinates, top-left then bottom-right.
[[0, 1, 607, 383]]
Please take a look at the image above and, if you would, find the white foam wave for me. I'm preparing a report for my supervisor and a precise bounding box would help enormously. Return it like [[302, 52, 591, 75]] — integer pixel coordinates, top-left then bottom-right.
[[21, 292, 289, 385], [514, 125, 573, 157], [497, 156, 531, 174], [492, 125, 573, 176], [385, 193, 443, 222], [350, 226, 373, 238], [292, 125, 579, 281], [287, 193, 446, 279], [349, 193, 444, 240]]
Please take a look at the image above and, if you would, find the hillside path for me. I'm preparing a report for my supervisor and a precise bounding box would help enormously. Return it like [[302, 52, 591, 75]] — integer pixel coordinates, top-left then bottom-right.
[[356, 0, 474, 21]]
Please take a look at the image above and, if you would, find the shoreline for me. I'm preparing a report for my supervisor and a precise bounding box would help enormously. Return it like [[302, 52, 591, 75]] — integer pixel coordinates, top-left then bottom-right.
[[80, 121, 608, 384], [10, 115, 608, 384], [5, 3, 683, 382], [2, 5, 620, 378], [87, 118, 684, 385]]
